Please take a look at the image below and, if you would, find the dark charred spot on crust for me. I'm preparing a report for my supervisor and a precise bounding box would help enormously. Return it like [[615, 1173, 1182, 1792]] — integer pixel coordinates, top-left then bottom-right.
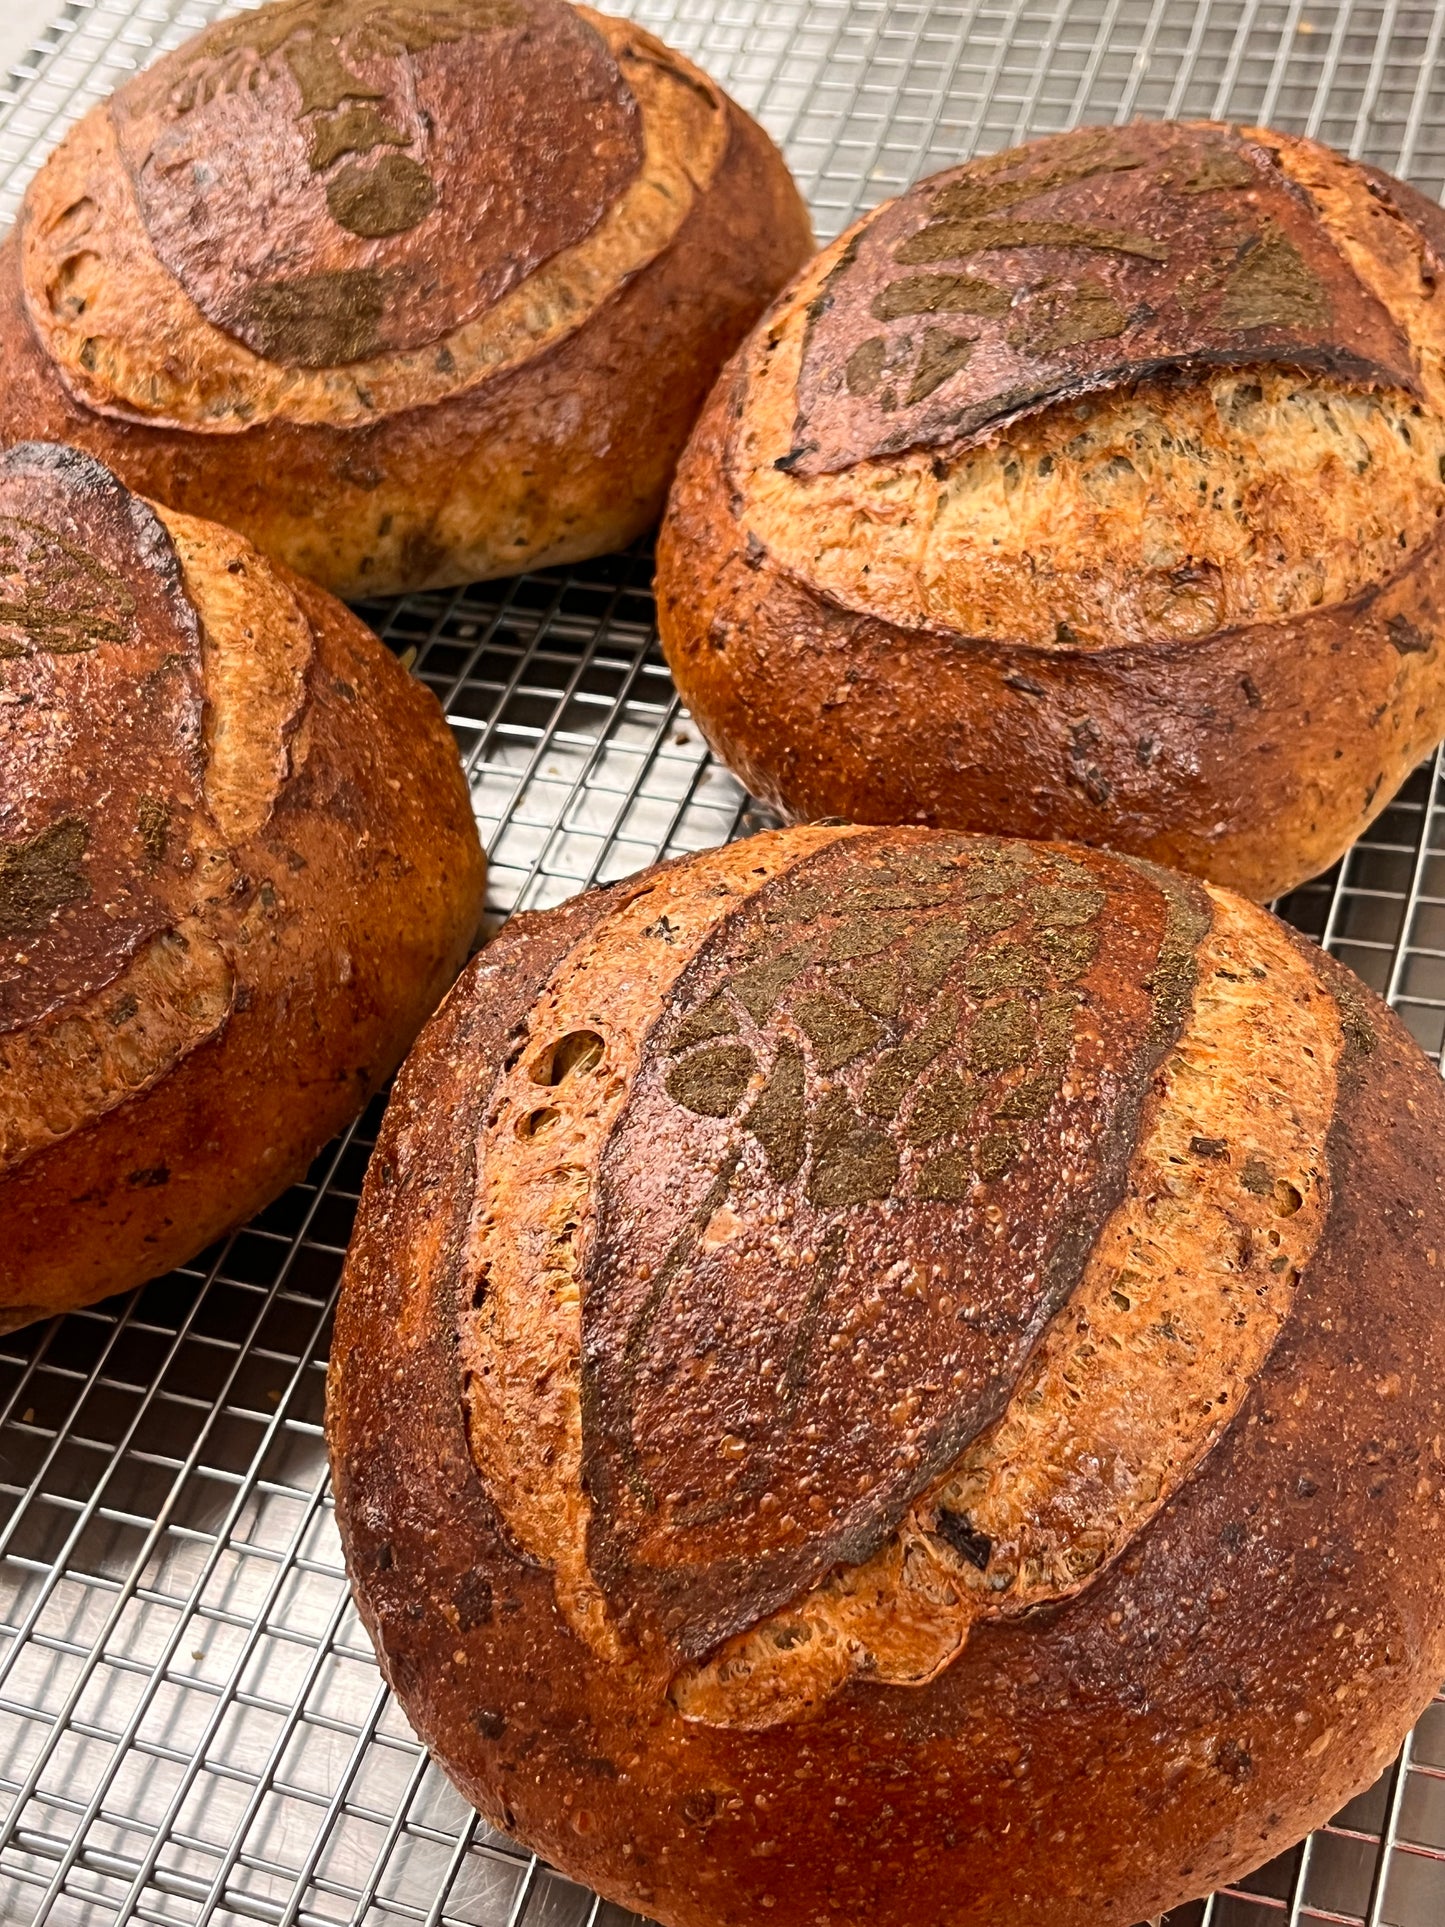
[[1214, 1737, 1255, 1782], [0, 816, 91, 938], [1189, 1135, 1229, 1160], [773, 445, 819, 473], [453, 1570, 494, 1633], [1003, 671, 1047, 698], [934, 1507, 994, 1569], [473, 1707, 507, 1740], [1386, 613, 1432, 654], [125, 1166, 171, 1187]]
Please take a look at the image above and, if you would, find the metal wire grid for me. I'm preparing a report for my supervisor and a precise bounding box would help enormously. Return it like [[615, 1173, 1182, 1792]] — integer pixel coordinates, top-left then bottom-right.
[[2, 2, 1445, 1924]]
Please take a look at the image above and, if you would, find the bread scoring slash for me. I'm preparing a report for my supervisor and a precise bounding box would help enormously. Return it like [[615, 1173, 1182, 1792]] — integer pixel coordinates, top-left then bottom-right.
[[0, 0, 813, 596], [0, 441, 485, 1329], [329, 824, 1445, 1927], [658, 120, 1445, 900]]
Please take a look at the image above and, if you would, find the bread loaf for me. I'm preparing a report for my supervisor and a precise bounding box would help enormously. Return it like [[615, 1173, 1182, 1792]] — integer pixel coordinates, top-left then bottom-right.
[[0, 0, 813, 598], [658, 121, 1445, 901], [0, 441, 485, 1330], [329, 823, 1445, 1927]]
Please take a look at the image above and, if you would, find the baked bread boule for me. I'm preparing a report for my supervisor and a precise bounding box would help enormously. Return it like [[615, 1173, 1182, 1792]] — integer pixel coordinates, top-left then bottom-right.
[[0, 441, 485, 1331], [329, 822, 1445, 1927], [0, 0, 813, 598], [658, 121, 1445, 901]]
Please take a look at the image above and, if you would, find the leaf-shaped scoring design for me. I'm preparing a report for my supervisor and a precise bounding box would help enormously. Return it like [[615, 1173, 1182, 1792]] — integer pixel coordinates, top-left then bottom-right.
[[659, 840, 1105, 1206], [581, 831, 1209, 1662]]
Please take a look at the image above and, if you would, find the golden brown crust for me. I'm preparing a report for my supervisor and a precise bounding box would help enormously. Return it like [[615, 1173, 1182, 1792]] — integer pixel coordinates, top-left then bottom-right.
[[0, 445, 485, 1325], [657, 122, 1445, 901], [330, 828, 1445, 1927], [0, 0, 813, 596]]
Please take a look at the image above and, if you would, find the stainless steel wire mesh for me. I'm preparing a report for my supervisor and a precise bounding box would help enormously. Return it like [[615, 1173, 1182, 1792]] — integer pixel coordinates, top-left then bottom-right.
[[3, 2, 1445, 1923]]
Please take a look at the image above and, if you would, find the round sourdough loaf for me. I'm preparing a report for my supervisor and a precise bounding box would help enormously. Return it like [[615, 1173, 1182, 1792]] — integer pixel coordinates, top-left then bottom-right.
[[329, 823, 1445, 1927], [0, 0, 813, 598], [658, 121, 1445, 901], [0, 441, 485, 1331]]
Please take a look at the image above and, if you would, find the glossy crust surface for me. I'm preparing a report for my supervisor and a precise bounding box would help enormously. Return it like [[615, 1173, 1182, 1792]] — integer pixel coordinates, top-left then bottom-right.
[[657, 122, 1445, 900], [0, 442, 485, 1330], [329, 825, 1445, 1927], [0, 0, 813, 596]]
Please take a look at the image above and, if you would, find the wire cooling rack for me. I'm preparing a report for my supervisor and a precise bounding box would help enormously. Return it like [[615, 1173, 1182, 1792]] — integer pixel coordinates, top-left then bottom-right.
[[5, 2, 1445, 1924]]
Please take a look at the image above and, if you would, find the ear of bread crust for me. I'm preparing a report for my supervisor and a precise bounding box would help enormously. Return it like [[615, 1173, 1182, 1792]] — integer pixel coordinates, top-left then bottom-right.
[[328, 837, 1445, 1927], [786, 122, 1421, 478], [0, 462, 485, 1325]]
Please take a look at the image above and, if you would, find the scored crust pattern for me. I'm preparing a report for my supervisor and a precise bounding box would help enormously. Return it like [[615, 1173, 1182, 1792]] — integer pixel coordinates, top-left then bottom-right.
[[449, 828, 1352, 1725], [20, 1, 730, 429], [111, 0, 642, 367], [0, 444, 314, 1173], [671, 889, 1339, 1725], [582, 833, 1209, 1659], [786, 120, 1420, 476]]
